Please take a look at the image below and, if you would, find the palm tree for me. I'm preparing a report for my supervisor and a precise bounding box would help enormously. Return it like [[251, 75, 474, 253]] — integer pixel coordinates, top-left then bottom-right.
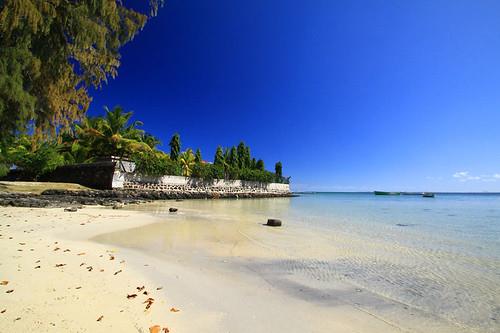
[[70, 106, 151, 160], [179, 149, 195, 176]]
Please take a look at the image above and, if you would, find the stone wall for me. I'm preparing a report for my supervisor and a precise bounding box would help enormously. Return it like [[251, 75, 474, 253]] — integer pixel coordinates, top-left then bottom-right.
[[41, 161, 117, 190], [115, 173, 291, 195]]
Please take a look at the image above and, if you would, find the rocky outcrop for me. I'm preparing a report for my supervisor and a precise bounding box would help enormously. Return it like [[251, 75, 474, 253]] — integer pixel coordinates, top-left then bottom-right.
[[0, 189, 295, 208]]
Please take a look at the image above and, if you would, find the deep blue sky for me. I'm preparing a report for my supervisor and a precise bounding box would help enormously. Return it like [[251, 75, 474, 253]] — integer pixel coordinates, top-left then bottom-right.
[[89, 0, 500, 192]]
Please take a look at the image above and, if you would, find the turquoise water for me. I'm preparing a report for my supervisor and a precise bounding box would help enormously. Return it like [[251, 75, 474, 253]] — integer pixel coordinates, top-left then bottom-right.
[[105, 193, 500, 332], [264, 193, 500, 331]]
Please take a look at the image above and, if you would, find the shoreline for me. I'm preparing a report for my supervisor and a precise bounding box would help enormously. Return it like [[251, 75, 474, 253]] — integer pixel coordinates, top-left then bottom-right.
[[0, 188, 295, 209], [1, 203, 475, 333]]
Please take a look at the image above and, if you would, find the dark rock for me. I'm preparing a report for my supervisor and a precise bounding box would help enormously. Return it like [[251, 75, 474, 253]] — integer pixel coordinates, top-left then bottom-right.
[[266, 218, 282, 227]]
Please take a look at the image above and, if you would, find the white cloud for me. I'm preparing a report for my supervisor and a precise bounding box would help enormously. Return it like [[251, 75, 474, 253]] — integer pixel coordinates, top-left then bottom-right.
[[453, 171, 500, 182]]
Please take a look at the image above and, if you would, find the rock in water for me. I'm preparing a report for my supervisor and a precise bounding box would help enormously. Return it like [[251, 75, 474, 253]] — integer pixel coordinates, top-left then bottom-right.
[[169, 208, 178, 213], [266, 219, 282, 227], [64, 207, 78, 212]]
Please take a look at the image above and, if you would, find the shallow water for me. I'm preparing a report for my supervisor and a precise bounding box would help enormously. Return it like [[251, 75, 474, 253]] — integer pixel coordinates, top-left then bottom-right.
[[97, 193, 500, 332]]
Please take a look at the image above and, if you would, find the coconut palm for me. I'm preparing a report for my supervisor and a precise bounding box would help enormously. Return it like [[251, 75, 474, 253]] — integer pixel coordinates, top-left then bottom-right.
[[179, 149, 195, 176], [69, 106, 152, 160]]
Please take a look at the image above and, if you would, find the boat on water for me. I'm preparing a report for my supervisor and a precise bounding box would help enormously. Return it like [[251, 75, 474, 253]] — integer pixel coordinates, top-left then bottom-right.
[[422, 192, 435, 198], [374, 191, 401, 195], [401, 192, 421, 195]]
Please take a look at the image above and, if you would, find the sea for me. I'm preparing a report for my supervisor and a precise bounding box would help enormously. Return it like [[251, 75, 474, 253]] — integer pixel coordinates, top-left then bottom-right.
[[97, 192, 500, 332]]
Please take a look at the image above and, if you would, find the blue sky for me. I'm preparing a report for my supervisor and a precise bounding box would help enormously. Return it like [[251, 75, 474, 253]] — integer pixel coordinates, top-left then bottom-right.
[[89, 0, 500, 192]]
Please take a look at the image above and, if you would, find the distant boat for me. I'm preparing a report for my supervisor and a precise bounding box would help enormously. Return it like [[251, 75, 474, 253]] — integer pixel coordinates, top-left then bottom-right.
[[401, 192, 421, 195], [374, 191, 401, 195], [422, 192, 435, 198]]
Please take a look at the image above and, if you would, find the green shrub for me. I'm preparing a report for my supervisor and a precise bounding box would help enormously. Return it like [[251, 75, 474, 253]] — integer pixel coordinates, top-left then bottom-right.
[[132, 151, 181, 176], [7, 142, 65, 179]]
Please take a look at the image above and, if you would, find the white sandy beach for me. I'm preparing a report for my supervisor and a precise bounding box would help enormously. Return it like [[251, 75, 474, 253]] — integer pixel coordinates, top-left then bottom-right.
[[0, 204, 472, 333]]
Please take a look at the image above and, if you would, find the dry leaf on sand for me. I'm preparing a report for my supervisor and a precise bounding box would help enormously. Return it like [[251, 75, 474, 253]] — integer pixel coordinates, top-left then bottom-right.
[[144, 298, 155, 310], [127, 294, 137, 299], [170, 307, 180, 312], [149, 325, 161, 333], [97, 315, 104, 322], [0, 281, 8, 285]]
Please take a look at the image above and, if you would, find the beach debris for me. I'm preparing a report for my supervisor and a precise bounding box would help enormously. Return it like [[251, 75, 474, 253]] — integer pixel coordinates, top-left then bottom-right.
[[80, 263, 85, 267], [1, 309, 5, 314], [144, 298, 155, 310], [6, 289, 14, 293], [114, 269, 122, 276], [112, 203, 123, 210], [162, 327, 170, 333], [100, 269, 105, 272], [77, 252, 86, 256], [149, 325, 161, 333], [0, 280, 8, 285], [143, 291, 148, 295], [64, 207, 78, 212], [127, 294, 137, 299], [35, 260, 40, 263], [170, 307, 180, 312], [156, 286, 163, 290], [109, 254, 115, 260], [14, 317, 21, 321], [75, 286, 82, 289], [64, 249, 71, 252], [18, 242, 26, 245], [55, 264, 66, 267], [137, 286, 145, 291], [169, 207, 178, 213], [97, 315, 103, 322], [34, 265, 41, 269], [87, 266, 93, 272], [54, 247, 60, 251], [266, 218, 282, 227]]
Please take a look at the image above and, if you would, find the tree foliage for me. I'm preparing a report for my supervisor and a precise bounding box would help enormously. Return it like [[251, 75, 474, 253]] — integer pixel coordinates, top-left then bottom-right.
[[169, 133, 181, 161], [0, 0, 162, 141]]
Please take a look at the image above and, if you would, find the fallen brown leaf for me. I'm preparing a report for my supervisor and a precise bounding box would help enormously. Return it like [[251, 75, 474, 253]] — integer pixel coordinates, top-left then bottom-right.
[[100, 269, 104, 272], [161, 328, 169, 333], [55, 264, 66, 267], [35, 260, 40, 263], [80, 263, 85, 267], [6, 289, 14, 293], [149, 325, 161, 333], [114, 269, 122, 275], [63, 249, 71, 252], [1, 309, 5, 314], [126, 294, 137, 299], [170, 307, 180, 312], [87, 266, 93, 272], [77, 252, 86, 256], [137, 286, 145, 291], [34, 266, 41, 269], [156, 286, 163, 290], [0, 281, 8, 285], [109, 255, 115, 260], [97, 315, 103, 322], [14, 317, 21, 321], [75, 286, 82, 289], [54, 247, 60, 251], [144, 297, 155, 310], [19, 242, 26, 245]]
